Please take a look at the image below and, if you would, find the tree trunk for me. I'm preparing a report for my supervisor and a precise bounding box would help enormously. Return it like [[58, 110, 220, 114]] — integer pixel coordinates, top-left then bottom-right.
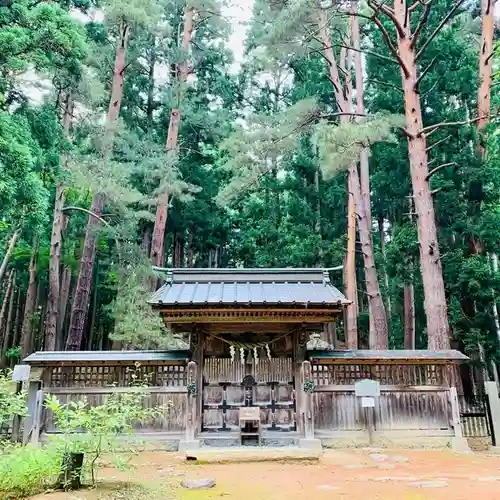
[[150, 6, 194, 271], [13, 285, 22, 349], [477, 0, 494, 154], [58, 266, 71, 349], [0, 270, 15, 366], [403, 282, 415, 349], [345, 171, 358, 347], [394, 2, 451, 350], [147, 36, 156, 133], [317, 8, 388, 347], [187, 226, 194, 268], [45, 92, 73, 351], [21, 244, 38, 358], [141, 227, 152, 255], [351, 3, 372, 225], [150, 194, 169, 267], [350, 167, 388, 349], [378, 215, 392, 319], [66, 23, 129, 351], [0, 228, 21, 285]]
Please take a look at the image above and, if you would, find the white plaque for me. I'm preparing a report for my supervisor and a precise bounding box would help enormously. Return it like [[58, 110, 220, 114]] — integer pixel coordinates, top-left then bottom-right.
[[355, 379, 380, 397], [361, 396, 375, 408], [12, 364, 30, 382]]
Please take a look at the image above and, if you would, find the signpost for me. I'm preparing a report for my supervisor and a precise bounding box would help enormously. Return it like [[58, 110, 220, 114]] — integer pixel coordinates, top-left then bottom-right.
[[355, 379, 380, 445]]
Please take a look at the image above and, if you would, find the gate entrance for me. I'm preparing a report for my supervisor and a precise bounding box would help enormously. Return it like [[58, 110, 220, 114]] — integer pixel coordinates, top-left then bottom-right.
[[202, 357, 296, 432], [458, 393, 496, 446]]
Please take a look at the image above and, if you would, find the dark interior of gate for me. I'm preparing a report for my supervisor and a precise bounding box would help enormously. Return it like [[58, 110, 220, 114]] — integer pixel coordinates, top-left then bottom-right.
[[202, 335, 296, 432]]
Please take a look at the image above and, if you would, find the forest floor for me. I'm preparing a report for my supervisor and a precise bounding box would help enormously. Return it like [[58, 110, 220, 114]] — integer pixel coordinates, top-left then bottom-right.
[[31, 448, 500, 500]]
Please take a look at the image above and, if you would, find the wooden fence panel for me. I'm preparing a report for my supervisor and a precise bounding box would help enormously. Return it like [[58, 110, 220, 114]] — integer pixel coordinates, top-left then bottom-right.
[[43, 388, 187, 433], [313, 388, 451, 432]]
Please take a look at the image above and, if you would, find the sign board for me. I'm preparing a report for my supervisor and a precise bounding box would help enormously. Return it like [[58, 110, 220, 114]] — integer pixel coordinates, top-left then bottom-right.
[[28, 367, 44, 381], [355, 379, 380, 398], [239, 407, 260, 421], [361, 396, 375, 408], [12, 365, 30, 382]]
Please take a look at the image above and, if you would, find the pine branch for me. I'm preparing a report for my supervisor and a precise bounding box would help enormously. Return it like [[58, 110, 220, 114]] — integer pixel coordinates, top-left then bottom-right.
[[62, 206, 112, 227], [364, 9, 410, 78], [426, 134, 452, 152], [415, 55, 438, 90], [415, 0, 467, 60], [367, 0, 406, 38], [309, 43, 399, 66], [420, 115, 486, 135], [425, 162, 458, 181], [410, 1, 432, 48]]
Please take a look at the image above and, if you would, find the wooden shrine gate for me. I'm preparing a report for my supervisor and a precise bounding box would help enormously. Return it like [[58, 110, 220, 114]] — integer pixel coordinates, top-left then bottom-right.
[[202, 357, 296, 432]]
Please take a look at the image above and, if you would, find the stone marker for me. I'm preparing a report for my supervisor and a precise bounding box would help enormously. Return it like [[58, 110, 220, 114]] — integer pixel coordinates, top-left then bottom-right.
[[369, 453, 389, 462], [408, 480, 449, 488], [182, 478, 216, 489]]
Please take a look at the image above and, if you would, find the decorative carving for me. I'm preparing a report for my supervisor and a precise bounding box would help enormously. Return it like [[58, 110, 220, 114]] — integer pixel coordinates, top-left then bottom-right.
[[241, 375, 257, 388], [298, 329, 307, 346], [190, 331, 199, 347]]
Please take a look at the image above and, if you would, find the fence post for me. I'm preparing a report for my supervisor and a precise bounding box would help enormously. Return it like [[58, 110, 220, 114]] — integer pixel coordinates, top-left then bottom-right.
[[299, 360, 322, 451], [448, 386, 471, 453], [484, 381, 500, 448], [178, 361, 200, 451], [23, 381, 41, 445]]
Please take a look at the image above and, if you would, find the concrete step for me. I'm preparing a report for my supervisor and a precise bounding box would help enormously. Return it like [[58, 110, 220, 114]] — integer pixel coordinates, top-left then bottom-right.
[[184, 446, 322, 463], [199, 432, 300, 448]]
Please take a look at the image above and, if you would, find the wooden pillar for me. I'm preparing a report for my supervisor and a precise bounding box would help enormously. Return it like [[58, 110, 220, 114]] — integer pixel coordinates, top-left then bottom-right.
[[300, 360, 314, 440], [186, 361, 197, 442], [293, 328, 307, 437], [23, 380, 42, 445], [190, 328, 204, 433]]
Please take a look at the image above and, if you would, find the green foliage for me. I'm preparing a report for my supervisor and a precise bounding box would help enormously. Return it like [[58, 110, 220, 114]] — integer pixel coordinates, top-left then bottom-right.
[[0, 370, 27, 429], [0, 442, 63, 498], [45, 374, 166, 483]]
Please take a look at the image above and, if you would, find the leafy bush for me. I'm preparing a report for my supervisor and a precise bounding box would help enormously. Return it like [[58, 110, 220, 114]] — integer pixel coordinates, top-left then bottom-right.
[[45, 380, 166, 484], [0, 443, 62, 498], [0, 370, 27, 430]]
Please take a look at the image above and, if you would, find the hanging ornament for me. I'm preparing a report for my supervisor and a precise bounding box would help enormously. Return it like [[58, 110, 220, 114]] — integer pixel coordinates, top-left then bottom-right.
[[254, 347, 258, 365], [240, 347, 245, 364], [230, 345, 235, 363], [266, 344, 271, 360]]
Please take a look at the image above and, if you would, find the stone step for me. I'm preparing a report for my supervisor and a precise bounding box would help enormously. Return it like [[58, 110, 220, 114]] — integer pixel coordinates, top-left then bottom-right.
[[183, 446, 322, 464]]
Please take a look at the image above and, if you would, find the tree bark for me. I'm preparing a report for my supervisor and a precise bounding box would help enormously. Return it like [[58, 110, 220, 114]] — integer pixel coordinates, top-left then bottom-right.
[[13, 285, 22, 349], [392, 0, 451, 350], [21, 244, 38, 358], [46, 92, 73, 351], [58, 266, 71, 349], [187, 226, 194, 268], [477, 0, 494, 153], [350, 166, 388, 349], [403, 282, 415, 349], [346, 170, 359, 347], [0, 227, 21, 285], [150, 6, 194, 272], [0, 270, 15, 366], [378, 215, 392, 319], [147, 36, 156, 133], [66, 22, 129, 350], [317, 8, 388, 348]]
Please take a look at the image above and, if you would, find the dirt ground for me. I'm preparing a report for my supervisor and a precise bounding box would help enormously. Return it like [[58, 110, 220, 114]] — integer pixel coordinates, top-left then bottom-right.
[[33, 448, 500, 500]]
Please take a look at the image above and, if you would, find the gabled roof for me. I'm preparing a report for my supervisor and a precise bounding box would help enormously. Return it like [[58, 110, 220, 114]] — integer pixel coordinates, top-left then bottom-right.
[[23, 350, 190, 365], [308, 349, 469, 362], [149, 268, 349, 308]]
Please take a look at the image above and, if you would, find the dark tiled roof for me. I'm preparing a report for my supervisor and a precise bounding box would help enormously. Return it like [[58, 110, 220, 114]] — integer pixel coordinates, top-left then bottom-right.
[[308, 349, 469, 361], [23, 350, 190, 365], [149, 268, 349, 307]]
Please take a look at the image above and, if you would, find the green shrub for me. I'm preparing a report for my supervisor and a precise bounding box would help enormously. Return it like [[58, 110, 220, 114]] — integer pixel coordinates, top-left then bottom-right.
[[0, 443, 62, 498], [0, 369, 27, 431], [45, 380, 167, 484]]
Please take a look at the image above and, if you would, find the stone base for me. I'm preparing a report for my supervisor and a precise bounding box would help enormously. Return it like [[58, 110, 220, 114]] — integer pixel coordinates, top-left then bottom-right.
[[178, 439, 201, 451], [299, 438, 323, 451], [451, 437, 472, 453]]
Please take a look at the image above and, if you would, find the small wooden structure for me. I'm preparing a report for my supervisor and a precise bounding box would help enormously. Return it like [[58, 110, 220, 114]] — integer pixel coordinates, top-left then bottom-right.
[[22, 268, 470, 449]]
